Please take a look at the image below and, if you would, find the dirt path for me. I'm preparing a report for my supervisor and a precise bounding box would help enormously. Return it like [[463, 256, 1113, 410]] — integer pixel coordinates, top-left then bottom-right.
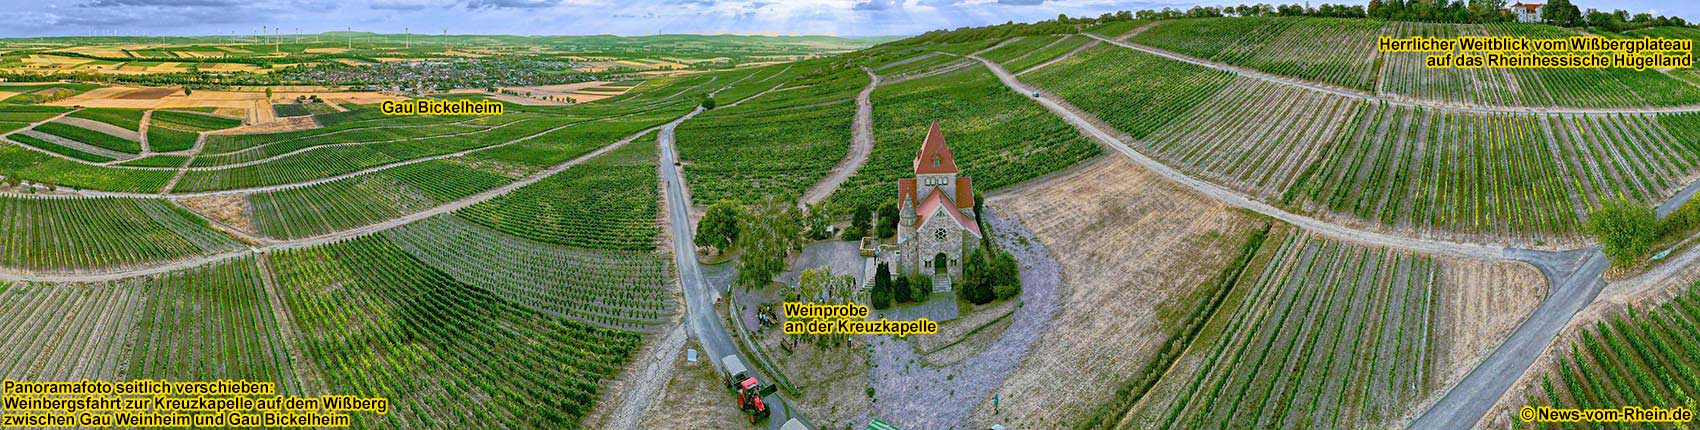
[[800, 67, 877, 206], [1083, 33, 1700, 115], [1116, 20, 1163, 40], [138, 110, 152, 153], [1014, 39, 1099, 76], [604, 323, 688, 430]]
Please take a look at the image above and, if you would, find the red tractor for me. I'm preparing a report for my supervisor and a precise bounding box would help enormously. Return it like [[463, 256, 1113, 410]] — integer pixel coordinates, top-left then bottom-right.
[[734, 376, 771, 423], [722, 355, 777, 424]]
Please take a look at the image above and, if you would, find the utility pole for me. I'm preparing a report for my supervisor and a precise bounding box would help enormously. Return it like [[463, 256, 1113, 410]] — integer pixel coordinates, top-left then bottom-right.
[[405, 27, 410, 49], [348, 27, 353, 50]]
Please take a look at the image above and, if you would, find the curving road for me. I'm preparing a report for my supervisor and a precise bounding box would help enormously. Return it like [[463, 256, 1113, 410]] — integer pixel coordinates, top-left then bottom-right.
[[1082, 33, 1700, 115], [968, 51, 1649, 430], [656, 106, 809, 430]]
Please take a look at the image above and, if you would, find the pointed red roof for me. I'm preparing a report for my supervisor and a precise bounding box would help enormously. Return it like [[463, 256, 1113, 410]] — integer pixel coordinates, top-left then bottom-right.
[[915, 188, 981, 237], [913, 122, 958, 175]]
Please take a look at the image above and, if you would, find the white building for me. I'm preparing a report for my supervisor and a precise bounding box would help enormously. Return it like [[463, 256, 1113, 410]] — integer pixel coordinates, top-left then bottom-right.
[[1507, 2, 1544, 23]]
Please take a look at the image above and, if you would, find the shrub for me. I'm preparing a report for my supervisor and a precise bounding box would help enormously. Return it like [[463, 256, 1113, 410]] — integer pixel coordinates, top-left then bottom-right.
[[877, 201, 898, 238], [1585, 197, 1659, 267], [1660, 196, 1700, 241], [907, 273, 932, 302], [993, 284, 1019, 301]]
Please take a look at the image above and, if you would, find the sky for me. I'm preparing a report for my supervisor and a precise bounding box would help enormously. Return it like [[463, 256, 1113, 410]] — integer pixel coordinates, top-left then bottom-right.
[[0, 0, 1693, 38]]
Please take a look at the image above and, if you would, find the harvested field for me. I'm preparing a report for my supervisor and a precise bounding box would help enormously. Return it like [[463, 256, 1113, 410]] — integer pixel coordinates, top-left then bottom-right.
[[117, 87, 178, 99], [177, 193, 257, 235], [980, 156, 1266, 429]]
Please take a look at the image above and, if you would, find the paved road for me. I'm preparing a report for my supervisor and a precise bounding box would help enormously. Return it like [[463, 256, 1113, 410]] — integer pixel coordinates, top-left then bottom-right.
[[969, 51, 1647, 430], [1083, 33, 1700, 115], [800, 67, 877, 206], [1408, 249, 1607, 430], [656, 106, 807, 430]]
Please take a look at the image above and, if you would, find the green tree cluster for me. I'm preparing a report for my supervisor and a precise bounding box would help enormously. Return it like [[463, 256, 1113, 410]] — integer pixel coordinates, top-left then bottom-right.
[[1585, 197, 1659, 267], [961, 247, 1020, 305], [735, 196, 804, 290], [696, 199, 743, 251]]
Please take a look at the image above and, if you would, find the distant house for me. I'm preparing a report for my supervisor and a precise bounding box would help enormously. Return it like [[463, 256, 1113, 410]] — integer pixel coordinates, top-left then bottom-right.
[[1506, 2, 1544, 23]]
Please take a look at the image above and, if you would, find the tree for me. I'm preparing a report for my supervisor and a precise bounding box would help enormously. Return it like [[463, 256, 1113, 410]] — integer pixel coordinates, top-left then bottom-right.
[[1585, 197, 1659, 267], [735, 195, 804, 290], [906, 273, 931, 302], [961, 248, 993, 305], [871, 262, 893, 310], [697, 200, 742, 251], [795, 267, 855, 347], [1541, 0, 1582, 26], [264, 87, 273, 99], [183, 87, 192, 96], [877, 201, 899, 239], [701, 96, 716, 110], [990, 251, 1021, 300], [846, 203, 872, 239], [892, 263, 912, 303]]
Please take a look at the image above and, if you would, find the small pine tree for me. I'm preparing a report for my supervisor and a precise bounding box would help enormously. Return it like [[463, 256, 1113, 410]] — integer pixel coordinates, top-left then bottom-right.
[[892, 266, 912, 303], [871, 262, 892, 309]]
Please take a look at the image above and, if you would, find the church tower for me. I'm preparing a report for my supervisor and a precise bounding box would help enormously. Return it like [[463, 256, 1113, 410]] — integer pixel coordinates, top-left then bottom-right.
[[894, 122, 981, 285]]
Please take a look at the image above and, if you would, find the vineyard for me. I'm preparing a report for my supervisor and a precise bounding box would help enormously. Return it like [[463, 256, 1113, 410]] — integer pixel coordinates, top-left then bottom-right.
[[171, 116, 570, 193], [33, 121, 141, 154], [247, 159, 511, 239], [147, 110, 241, 152], [1024, 43, 1234, 140], [1123, 233, 1542, 430], [271, 234, 641, 429], [457, 136, 661, 251], [385, 215, 674, 331], [1002, 35, 1090, 74], [8, 132, 115, 162], [0, 143, 174, 192], [1130, 17, 1382, 91], [0, 257, 305, 394], [1028, 48, 1700, 243], [1518, 281, 1700, 430], [676, 62, 863, 204], [67, 108, 144, 131], [0, 195, 239, 272], [830, 65, 1099, 209]]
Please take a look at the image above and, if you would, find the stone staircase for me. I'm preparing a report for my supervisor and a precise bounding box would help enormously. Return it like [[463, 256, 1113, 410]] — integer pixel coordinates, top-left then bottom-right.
[[933, 275, 952, 292]]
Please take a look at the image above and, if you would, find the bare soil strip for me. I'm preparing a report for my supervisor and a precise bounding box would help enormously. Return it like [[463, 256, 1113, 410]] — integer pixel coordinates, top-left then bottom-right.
[[799, 67, 877, 206]]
